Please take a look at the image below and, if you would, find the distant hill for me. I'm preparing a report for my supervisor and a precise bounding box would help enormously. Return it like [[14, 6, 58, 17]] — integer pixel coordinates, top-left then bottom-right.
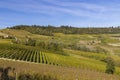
[[9, 25, 120, 36]]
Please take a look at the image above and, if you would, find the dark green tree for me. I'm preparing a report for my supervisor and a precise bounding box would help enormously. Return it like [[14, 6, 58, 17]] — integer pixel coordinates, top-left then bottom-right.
[[105, 57, 115, 74], [26, 38, 36, 46]]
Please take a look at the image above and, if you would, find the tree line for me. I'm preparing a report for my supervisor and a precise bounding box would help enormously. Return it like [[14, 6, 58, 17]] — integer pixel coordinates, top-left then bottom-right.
[[8, 25, 120, 36]]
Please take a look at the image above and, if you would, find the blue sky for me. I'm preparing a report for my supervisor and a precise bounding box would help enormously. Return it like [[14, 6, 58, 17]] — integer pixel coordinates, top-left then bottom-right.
[[0, 0, 120, 28]]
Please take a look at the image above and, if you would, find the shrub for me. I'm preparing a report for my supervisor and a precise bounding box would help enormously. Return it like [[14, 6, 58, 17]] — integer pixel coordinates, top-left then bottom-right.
[[105, 57, 115, 74]]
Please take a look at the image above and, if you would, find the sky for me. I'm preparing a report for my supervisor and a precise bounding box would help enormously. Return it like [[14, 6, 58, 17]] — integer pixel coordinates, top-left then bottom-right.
[[0, 0, 120, 28]]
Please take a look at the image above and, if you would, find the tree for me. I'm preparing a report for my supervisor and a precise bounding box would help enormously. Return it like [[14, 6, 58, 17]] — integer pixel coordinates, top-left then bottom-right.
[[0, 67, 15, 80], [26, 38, 36, 46], [105, 57, 115, 74]]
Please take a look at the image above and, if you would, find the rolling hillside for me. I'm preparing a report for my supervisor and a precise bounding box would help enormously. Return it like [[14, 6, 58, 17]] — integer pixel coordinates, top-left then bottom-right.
[[0, 26, 120, 80]]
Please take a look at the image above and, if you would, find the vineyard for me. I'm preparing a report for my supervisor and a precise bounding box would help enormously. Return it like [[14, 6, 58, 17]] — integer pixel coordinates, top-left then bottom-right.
[[0, 43, 58, 65], [0, 43, 107, 72]]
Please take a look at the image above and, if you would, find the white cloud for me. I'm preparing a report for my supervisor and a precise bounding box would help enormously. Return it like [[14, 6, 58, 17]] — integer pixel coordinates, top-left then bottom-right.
[[41, 0, 106, 11], [0, 0, 103, 18], [40, 0, 120, 17]]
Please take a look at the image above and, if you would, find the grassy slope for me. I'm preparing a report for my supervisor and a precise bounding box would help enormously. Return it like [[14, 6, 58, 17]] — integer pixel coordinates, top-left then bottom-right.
[[0, 29, 120, 79], [0, 59, 120, 80]]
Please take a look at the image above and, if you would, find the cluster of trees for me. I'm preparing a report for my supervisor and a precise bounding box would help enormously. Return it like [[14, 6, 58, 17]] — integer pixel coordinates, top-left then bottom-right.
[[38, 41, 63, 51], [9, 25, 120, 36], [38, 41, 67, 55], [12, 38, 36, 46], [12, 38, 66, 55]]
